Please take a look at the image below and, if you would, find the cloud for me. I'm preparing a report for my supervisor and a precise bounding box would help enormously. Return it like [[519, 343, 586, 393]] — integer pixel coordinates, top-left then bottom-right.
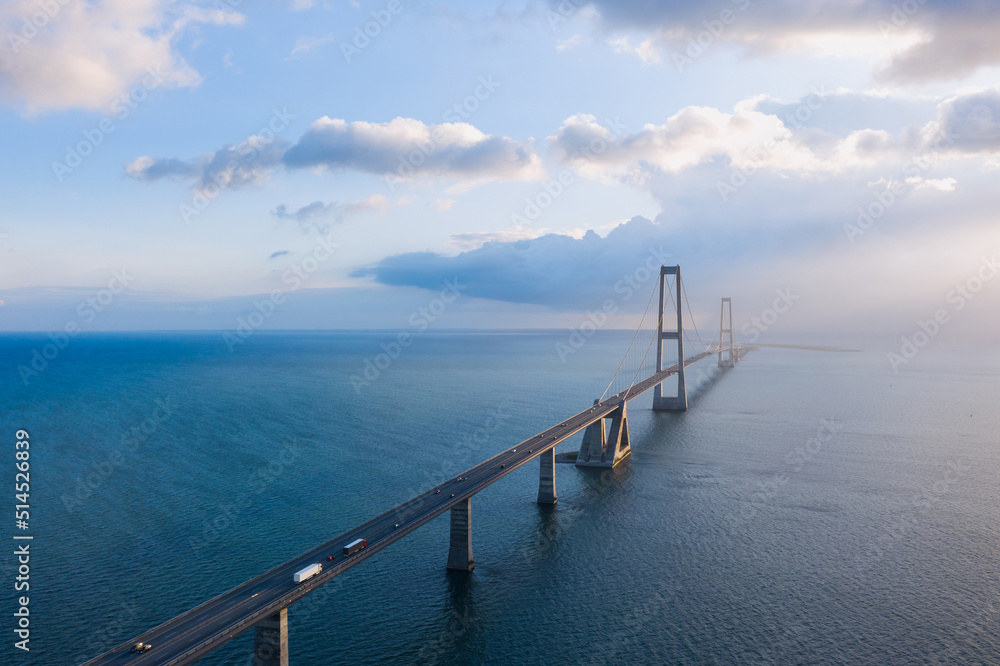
[[449, 225, 549, 250], [126, 133, 289, 193], [272, 194, 388, 232], [548, 109, 827, 179], [282, 116, 544, 183], [549, 90, 1000, 190], [928, 87, 1000, 154], [127, 116, 544, 192], [0, 0, 245, 113], [429, 198, 455, 212], [571, 0, 1000, 83], [269, 250, 291, 260], [287, 33, 335, 59], [354, 216, 681, 309]]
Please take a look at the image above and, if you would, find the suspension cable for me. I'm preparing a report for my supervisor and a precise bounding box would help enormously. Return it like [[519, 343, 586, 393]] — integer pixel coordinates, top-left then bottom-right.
[[599, 276, 661, 402]]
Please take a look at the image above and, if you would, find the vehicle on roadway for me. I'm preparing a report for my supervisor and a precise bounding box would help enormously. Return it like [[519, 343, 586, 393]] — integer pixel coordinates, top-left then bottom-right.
[[293, 563, 322, 583], [327, 555, 335, 561], [130, 643, 152, 654], [343, 538, 367, 556]]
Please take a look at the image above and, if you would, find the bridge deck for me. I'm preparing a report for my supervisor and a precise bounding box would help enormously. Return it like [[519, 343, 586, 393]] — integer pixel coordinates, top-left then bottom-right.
[[85, 345, 734, 665]]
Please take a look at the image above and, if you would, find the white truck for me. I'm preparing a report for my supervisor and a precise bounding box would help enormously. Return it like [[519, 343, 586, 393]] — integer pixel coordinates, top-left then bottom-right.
[[293, 563, 322, 584]]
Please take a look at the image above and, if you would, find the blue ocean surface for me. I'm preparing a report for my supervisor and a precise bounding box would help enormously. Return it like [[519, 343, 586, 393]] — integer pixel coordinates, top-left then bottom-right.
[[1, 331, 998, 665]]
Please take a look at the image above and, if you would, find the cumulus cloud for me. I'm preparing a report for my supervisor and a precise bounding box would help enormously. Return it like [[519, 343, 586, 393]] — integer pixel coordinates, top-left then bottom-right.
[[282, 116, 544, 183], [571, 0, 1000, 83], [548, 109, 828, 179], [354, 216, 682, 309], [429, 198, 455, 212], [127, 133, 289, 193], [0, 0, 245, 113], [127, 116, 544, 191], [272, 194, 387, 232], [449, 225, 548, 250], [549, 90, 1000, 190], [928, 87, 1000, 154]]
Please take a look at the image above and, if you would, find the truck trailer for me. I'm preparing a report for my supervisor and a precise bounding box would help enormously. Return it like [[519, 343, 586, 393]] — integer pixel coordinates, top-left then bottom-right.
[[293, 563, 322, 583], [343, 538, 367, 556]]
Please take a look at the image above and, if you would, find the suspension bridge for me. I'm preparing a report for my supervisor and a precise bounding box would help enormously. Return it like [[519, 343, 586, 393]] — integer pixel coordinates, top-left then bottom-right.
[[84, 265, 746, 666]]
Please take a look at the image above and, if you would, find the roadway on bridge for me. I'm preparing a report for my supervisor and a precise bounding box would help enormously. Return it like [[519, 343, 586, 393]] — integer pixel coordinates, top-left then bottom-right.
[[86, 348, 724, 665]]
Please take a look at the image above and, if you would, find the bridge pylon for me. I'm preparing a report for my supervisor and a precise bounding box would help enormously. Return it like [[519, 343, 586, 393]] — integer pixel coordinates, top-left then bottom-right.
[[652, 265, 688, 411], [252, 608, 288, 666], [576, 400, 631, 468], [446, 498, 474, 571], [718, 297, 736, 368]]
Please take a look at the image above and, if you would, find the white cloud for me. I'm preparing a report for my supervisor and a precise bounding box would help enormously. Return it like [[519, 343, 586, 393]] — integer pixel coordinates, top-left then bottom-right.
[[429, 198, 455, 212], [0, 0, 245, 113], [556, 34, 589, 53], [272, 194, 387, 232], [577, 0, 1000, 83], [282, 116, 545, 183], [287, 32, 335, 59]]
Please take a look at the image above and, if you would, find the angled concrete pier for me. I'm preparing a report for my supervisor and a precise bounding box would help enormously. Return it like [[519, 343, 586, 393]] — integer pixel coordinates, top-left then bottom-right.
[[446, 498, 474, 571], [653, 265, 688, 411], [252, 609, 288, 666], [537, 447, 557, 504], [576, 400, 631, 468], [576, 399, 606, 465]]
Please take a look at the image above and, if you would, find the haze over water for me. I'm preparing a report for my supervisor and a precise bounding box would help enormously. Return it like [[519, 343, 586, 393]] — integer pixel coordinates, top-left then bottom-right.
[[1, 331, 998, 665]]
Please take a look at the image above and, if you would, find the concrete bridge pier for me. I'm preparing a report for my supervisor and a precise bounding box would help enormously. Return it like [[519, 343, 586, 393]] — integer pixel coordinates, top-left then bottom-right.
[[446, 498, 474, 571], [576, 399, 607, 466], [537, 447, 557, 504], [576, 401, 631, 468], [252, 608, 288, 666]]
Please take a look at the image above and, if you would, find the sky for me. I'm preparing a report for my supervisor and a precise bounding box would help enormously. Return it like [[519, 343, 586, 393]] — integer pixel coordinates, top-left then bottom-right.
[[1, 0, 999, 348]]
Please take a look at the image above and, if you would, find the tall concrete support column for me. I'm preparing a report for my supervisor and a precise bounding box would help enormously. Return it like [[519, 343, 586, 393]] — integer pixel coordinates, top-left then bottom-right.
[[252, 608, 288, 666], [446, 498, 474, 571], [653, 265, 688, 411], [718, 297, 736, 368], [577, 399, 607, 466], [537, 447, 557, 504]]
